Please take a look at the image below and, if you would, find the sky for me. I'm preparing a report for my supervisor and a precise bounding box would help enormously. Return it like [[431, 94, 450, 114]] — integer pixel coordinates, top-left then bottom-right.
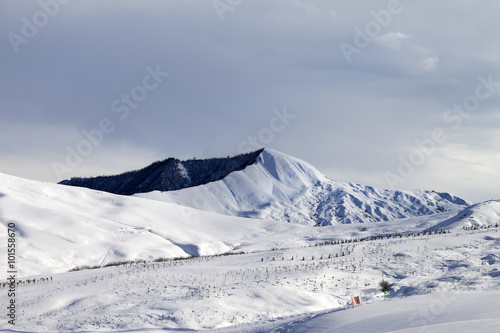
[[1, 0, 499, 203]]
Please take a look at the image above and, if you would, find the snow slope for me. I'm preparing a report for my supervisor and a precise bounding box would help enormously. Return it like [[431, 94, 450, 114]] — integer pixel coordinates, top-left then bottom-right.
[[0, 172, 308, 277], [427, 199, 500, 231], [137, 149, 470, 225], [2, 223, 499, 332], [278, 290, 500, 333]]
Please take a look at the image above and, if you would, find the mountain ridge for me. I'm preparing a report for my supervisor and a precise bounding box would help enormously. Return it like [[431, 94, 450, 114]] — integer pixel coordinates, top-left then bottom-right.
[[59, 149, 264, 195], [60, 148, 470, 225]]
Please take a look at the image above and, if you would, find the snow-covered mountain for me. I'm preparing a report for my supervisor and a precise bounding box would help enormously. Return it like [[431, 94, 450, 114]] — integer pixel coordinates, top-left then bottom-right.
[[1, 156, 500, 332], [427, 199, 500, 231], [129, 149, 470, 225]]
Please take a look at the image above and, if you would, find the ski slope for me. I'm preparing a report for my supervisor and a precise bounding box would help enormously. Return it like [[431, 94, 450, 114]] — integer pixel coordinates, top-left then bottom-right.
[[277, 289, 500, 333], [1, 223, 498, 332]]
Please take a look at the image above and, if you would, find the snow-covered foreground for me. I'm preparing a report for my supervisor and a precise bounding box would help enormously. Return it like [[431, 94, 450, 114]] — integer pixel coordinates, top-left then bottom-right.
[[276, 289, 500, 333], [1, 225, 498, 332]]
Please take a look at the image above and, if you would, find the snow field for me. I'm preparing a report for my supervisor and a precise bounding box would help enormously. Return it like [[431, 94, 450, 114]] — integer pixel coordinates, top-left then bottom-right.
[[1, 226, 498, 332], [277, 289, 500, 332]]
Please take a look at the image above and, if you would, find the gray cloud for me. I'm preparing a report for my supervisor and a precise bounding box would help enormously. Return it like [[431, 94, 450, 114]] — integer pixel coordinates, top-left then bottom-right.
[[1, 0, 499, 203]]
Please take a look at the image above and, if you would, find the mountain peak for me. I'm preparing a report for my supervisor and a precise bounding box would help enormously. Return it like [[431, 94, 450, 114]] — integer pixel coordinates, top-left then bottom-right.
[[59, 148, 470, 226], [258, 148, 327, 185]]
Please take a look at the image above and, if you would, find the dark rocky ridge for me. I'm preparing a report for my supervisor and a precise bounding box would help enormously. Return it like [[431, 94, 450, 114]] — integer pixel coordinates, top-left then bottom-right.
[[59, 149, 264, 195]]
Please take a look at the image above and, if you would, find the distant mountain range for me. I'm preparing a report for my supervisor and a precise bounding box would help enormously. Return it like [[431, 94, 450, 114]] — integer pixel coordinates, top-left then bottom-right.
[[60, 149, 470, 226]]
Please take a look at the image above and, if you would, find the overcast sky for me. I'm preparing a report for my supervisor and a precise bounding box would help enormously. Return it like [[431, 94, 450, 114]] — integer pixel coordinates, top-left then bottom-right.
[[1, 0, 499, 203]]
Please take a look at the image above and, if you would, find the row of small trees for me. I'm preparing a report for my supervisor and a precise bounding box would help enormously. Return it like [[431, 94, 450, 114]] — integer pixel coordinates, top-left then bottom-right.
[[1, 276, 52, 288], [311, 229, 451, 248], [463, 223, 499, 230]]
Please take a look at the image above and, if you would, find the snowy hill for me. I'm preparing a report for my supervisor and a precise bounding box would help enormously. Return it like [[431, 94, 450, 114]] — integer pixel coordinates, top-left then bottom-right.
[[133, 149, 470, 225], [0, 172, 309, 277], [427, 199, 500, 231]]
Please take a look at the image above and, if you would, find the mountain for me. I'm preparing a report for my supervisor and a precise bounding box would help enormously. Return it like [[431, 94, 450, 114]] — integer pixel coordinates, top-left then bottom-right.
[[60, 148, 470, 225], [59, 149, 264, 195], [426, 199, 500, 231], [132, 149, 470, 225]]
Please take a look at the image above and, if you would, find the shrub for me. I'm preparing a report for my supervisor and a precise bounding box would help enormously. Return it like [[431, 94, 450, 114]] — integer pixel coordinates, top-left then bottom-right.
[[378, 279, 393, 292]]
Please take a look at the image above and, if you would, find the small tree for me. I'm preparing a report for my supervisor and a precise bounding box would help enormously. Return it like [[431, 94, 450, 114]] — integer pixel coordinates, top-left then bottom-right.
[[378, 279, 393, 293]]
